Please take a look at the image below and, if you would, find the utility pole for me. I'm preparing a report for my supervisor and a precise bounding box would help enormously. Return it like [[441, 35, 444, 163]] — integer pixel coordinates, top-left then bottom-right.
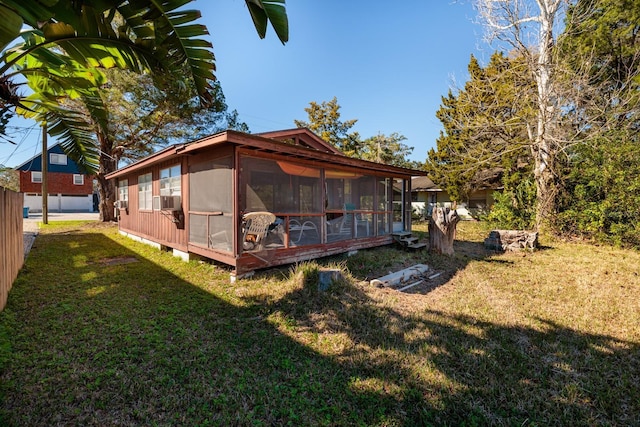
[[41, 123, 48, 224]]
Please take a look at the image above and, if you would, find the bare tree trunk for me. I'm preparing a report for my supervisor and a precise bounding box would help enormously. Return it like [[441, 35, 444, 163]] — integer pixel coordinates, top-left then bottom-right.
[[429, 207, 460, 255], [475, 0, 564, 230], [532, 0, 561, 229], [97, 172, 115, 222], [97, 133, 117, 222]]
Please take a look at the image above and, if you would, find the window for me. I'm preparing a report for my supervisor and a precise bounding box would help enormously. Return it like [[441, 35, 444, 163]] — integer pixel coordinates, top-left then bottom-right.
[[50, 153, 67, 165], [118, 179, 129, 208], [160, 165, 181, 197], [73, 174, 84, 185], [31, 172, 42, 183], [138, 173, 152, 210]]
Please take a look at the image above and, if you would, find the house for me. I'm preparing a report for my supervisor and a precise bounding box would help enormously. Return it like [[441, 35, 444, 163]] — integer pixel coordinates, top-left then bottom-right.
[[106, 128, 424, 278], [411, 173, 502, 219], [16, 143, 95, 213], [410, 176, 444, 218]]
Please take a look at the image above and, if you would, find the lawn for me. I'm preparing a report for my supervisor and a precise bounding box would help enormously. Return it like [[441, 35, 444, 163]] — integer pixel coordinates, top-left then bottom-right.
[[0, 221, 639, 426]]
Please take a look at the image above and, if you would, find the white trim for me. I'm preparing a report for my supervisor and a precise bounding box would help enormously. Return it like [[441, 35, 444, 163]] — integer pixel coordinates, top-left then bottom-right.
[[138, 172, 153, 210]]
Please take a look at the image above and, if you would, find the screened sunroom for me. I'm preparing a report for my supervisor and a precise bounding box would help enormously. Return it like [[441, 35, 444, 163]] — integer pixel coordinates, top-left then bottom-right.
[[107, 128, 420, 278]]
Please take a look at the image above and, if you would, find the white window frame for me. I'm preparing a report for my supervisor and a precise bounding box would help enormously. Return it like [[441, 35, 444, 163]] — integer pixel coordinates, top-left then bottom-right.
[[31, 171, 42, 183], [73, 174, 84, 185], [138, 172, 153, 210], [118, 179, 129, 206], [50, 153, 68, 165], [160, 165, 181, 197]]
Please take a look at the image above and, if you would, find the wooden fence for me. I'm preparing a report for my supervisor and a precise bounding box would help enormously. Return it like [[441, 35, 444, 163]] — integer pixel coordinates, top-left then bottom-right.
[[0, 186, 23, 311]]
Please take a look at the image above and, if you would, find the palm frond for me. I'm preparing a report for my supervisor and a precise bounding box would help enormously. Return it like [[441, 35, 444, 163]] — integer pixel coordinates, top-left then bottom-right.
[[0, 4, 23, 51], [118, 1, 216, 105], [245, 0, 289, 44], [2, 0, 288, 107], [45, 107, 100, 174], [0, 1, 56, 30]]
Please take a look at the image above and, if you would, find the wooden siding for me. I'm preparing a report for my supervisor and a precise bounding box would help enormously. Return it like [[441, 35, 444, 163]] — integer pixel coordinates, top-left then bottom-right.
[[116, 156, 189, 251], [0, 187, 24, 311]]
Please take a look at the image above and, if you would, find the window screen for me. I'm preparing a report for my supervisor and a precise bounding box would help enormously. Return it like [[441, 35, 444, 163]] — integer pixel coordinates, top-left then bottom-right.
[[189, 157, 232, 213], [138, 172, 152, 210], [240, 156, 322, 214]]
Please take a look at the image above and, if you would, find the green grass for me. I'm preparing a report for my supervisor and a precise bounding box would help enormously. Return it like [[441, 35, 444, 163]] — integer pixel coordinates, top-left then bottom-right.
[[1, 221, 639, 426]]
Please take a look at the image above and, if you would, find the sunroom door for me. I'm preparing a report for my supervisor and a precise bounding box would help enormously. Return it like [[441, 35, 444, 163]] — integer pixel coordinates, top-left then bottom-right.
[[188, 156, 234, 252]]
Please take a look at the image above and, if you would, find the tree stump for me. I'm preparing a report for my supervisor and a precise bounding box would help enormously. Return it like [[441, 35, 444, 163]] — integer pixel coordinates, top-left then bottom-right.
[[429, 207, 460, 255], [484, 230, 538, 252]]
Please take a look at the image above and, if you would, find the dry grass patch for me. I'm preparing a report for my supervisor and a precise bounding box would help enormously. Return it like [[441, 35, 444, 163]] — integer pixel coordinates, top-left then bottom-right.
[[0, 221, 639, 426]]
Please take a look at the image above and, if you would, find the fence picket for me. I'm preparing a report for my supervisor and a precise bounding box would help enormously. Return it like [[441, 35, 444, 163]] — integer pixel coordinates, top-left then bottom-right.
[[0, 186, 24, 311]]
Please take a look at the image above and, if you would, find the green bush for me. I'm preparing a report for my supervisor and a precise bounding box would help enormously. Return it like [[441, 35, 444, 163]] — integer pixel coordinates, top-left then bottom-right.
[[486, 177, 536, 230], [555, 135, 640, 248]]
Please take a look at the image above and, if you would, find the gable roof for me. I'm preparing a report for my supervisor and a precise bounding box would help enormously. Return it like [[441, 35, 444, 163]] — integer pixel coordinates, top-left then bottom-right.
[[256, 128, 343, 155], [14, 143, 86, 174]]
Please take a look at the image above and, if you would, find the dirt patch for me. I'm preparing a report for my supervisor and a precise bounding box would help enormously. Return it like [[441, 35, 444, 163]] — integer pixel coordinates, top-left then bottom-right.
[[97, 256, 139, 266]]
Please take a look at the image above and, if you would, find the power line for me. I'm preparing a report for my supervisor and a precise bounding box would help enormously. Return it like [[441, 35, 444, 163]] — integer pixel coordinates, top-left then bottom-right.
[[1, 123, 39, 166]]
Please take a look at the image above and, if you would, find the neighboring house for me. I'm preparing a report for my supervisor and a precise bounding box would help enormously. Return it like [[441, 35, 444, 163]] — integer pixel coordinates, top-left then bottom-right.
[[411, 174, 501, 219], [16, 143, 95, 213], [410, 176, 445, 218], [106, 128, 424, 278]]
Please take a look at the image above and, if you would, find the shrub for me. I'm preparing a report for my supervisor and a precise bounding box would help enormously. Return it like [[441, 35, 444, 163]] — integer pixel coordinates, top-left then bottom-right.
[[486, 177, 536, 229]]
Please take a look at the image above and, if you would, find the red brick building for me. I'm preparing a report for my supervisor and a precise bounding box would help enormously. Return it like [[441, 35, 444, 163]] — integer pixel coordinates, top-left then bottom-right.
[[16, 144, 95, 212]]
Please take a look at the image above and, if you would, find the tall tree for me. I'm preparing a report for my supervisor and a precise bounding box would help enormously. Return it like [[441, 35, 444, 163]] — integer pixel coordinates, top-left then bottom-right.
[[68, 67, 246, 221], [101, 68, 246, 162], [295, 97, 421, 168], [554, 0, 640, 246], [0, 165, 18, 191], [427, 53, 536, 205], [294, 97, 362, 157], [359, 133, 422, 169], [474, 0, 566, 228], [557, 0, 640, 137]]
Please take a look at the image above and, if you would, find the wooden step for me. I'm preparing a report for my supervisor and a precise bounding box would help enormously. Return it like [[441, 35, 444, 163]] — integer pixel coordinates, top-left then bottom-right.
[[391, 231, 412, 238], [407, 242, 428, 250], [400, 236, 419, 245]]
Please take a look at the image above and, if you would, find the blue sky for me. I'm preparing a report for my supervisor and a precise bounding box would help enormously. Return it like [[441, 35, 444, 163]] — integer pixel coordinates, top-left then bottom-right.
[[0, 0, 492, 167]]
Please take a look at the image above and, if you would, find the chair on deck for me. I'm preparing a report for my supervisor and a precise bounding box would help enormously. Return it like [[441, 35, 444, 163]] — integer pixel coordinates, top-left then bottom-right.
[[343, 203, 369, 237], [242, 212, 276, 251]]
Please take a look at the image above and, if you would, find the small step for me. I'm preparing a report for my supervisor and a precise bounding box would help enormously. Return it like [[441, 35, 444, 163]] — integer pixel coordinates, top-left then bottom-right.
[[407, 242, 428, 250], [400, 236, 419, 245], [391, 231, 412, 238]]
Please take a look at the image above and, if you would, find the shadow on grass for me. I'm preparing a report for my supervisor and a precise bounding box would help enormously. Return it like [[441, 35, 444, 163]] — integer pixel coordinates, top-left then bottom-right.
[[269, 280, 640, 425], [331, 235, 500, 295], [1, 227, 638, 426]]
